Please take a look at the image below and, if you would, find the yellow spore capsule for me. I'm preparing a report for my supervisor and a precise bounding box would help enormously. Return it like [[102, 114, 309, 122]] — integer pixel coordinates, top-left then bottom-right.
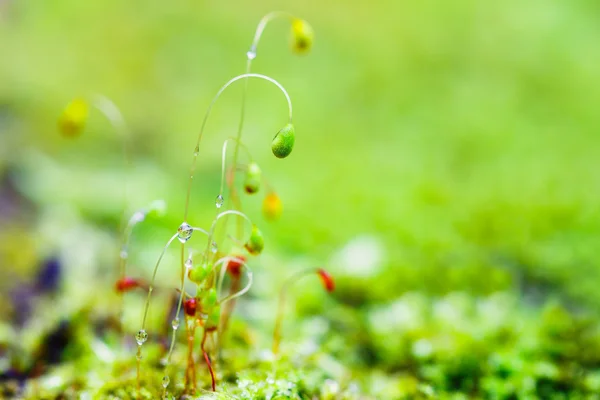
[[263, 192, 283, 221], [58, 98, 89, 137], [291, 19, 314, 54]]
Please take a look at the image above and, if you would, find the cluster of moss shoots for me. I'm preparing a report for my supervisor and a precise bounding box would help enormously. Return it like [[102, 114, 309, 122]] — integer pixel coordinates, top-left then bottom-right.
[[58, 12, 335, 398]]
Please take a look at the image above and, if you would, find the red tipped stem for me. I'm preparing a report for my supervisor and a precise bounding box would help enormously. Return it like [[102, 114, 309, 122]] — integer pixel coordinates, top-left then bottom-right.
[[201, 332, 216, 391]]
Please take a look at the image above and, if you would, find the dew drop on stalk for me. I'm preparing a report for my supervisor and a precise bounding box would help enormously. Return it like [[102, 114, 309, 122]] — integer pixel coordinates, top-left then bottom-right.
[[246, 49, 256, 60], [184, 257, 193, 270], [177, 222, 193, 243], [215, 194, 224, 208], [171, 318, 180, 330], [135, 329, 148, 345], [162, 375, 170, 388], [210, 242, 218, 254], [194, 145, 200, 156]]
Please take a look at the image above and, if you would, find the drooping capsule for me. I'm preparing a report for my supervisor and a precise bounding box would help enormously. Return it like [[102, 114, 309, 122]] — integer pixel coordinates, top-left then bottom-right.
[[244, 162, 262, 194], [291, 19, 314, 54], [263, 192, 283, 221], [58, 98, 89, 137], [205, 305, 221, 331], [202, 287, 218, 311], [184, 298, 197, 317], [188, 262, 210, 284], [271, 123, 295, 159], [244, 225, 264, 255], [226, 255, 246, 277]]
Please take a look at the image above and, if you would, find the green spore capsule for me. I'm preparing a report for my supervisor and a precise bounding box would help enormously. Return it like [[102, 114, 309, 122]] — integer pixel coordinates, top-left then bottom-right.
[[205, 305, 221, 331], [244, 225, 265, 255], [271, 123, 295, 159], [188, 262, 210, 284], [244, 162, 262, 194], [202, 287, 218, 311]]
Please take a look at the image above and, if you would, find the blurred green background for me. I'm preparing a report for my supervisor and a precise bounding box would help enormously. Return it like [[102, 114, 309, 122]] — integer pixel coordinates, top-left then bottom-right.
[[2, 0, 600, 398], [3, 0, 600, 303]]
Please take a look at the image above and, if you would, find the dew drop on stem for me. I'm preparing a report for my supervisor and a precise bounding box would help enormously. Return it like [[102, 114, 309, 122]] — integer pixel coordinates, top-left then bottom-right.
[[172, 318, 180, 330], [210, 242, 218, 254], [215, 194, 224, 208], [162, 375, 170, 388], [177, 222, 193, 243], [135, 329, 148, 345]]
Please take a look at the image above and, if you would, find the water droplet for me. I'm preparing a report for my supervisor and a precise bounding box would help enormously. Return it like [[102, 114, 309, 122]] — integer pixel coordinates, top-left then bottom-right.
[[215, 194, 224, 208], [184, 258, 193, 270], [120, 250, 128, 260], [162, 375, 170, 388], [171, 318, 180, 330], [177, 222, 193, 243], [246, 49, 256, 60], [210, 242, 218, 254], [136, 352, 143, 361], [135, 329, 148, 345], [194, 145, 200, 156]]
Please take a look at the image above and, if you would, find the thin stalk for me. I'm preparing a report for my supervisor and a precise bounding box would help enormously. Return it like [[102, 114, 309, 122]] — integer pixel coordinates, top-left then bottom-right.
[[228, 11, 295, 237], [183, 73, 293, 222], [141, 233, 178, 330], [272, 268, 333, 355]]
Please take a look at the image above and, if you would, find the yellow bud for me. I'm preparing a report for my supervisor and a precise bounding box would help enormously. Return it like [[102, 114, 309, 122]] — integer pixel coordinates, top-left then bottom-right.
[[263, 192, 282, 221], [291, 19, 314, 54], [58, 98, 89, 137]]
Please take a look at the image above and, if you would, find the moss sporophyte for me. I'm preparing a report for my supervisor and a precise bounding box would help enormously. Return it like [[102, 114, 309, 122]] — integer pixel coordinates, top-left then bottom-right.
[[58, 12, 335, 397]]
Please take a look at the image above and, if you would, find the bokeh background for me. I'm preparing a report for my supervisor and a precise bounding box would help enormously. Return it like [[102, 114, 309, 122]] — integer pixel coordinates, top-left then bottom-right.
[[2, 0, 600, 398]]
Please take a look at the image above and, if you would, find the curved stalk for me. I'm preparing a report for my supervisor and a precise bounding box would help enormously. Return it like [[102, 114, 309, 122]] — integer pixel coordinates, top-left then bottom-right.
[[214, 255, 246, 298], [219, 264, 253, 305], [203, 210, 253, 261], [272, 268, 335, 355], [183, 73, 293, 221], [227, 11, 296, 238]]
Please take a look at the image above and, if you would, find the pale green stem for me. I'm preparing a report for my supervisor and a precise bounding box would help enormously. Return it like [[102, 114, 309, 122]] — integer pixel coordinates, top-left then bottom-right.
[[141, 233, 179, 330]]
